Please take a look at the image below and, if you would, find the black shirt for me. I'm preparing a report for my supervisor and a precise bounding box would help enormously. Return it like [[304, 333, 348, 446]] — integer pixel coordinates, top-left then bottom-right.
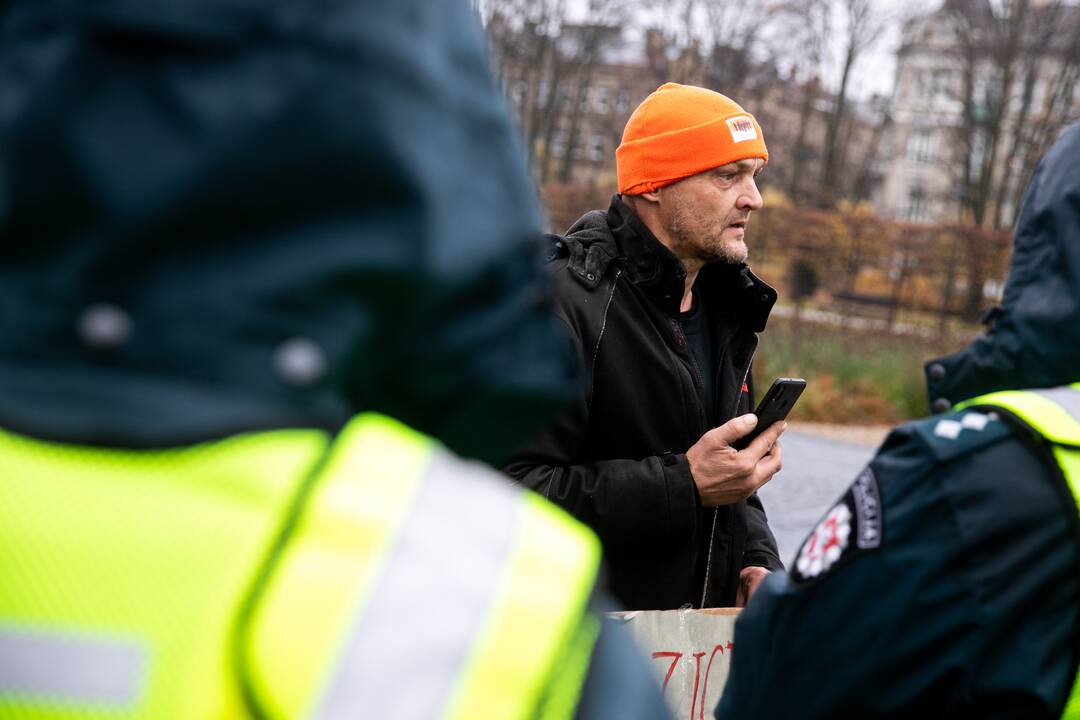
[[679, 291, 717, 425]]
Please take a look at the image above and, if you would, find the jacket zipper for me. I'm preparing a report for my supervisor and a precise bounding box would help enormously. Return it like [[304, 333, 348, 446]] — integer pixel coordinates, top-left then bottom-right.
[[588, 269, 622, 411], [699, 354, 754, 608]]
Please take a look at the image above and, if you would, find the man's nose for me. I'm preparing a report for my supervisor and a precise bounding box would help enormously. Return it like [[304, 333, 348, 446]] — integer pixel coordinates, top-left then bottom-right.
[[738, 178, 763, 211]]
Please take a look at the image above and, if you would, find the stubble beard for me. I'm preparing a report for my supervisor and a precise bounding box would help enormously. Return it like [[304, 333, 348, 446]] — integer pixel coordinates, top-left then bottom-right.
[[666, 198, 749, 265]]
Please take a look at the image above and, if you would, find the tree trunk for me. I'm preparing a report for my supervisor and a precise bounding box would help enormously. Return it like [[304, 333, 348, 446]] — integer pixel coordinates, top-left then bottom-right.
[[788, 80, 817, 203], [558, 67, 593, 183], [937, 233, 961, 339], [819, 41, 855, 209], [537, 55, 568, 183]]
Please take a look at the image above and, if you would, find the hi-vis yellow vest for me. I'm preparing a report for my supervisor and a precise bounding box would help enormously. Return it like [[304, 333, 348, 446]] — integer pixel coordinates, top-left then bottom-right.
[[959, 383, 1080, 719], [0, 413, 601, 719]]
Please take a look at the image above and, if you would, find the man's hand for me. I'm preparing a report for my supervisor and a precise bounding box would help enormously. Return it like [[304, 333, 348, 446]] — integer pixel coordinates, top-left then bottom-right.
[[735, 566, 770, 607], [686, 414, 785, 507]]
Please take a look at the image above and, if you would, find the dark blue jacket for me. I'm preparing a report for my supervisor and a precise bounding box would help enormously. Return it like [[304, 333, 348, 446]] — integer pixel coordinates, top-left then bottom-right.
[[0, 2, 670, 717], [0, 0, 568, 464], [717, 123, 1080, 718]]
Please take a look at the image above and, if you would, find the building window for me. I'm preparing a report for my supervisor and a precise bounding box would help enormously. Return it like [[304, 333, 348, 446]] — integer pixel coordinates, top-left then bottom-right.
[[975, 68, 1002, 113], [930, 69, 951, 99], [536, 80, 550, 108], [915, 69, 929, 97], [511, 80, 526, 106], [594, 86, 611, 114], [555, 85, 572, 111], [1030, 76, 1046, 112], [905, 184, 928, 222], [616, 88, 631, 114], [572, 130, 587, 159], [970, 131, 988, 171], [907, 127, 935, 164], [578, 87, 591, 113], [587, 134, 606, 161], [551, 130, 567, 159]]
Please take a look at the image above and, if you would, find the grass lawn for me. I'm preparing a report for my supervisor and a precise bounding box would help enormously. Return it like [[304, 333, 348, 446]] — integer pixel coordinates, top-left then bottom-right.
[[753, 314, 980, 424]]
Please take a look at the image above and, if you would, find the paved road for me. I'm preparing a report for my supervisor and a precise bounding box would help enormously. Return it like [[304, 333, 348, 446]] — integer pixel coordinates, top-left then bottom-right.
[[759, 430, 878, 564], [770, 304, 939, 338]]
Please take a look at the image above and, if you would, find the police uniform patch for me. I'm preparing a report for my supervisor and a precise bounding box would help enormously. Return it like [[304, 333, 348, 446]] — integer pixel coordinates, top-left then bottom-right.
[[914, 409, 1008, 463], [791, 467, 883, 583], [795, 503, 851, 579]]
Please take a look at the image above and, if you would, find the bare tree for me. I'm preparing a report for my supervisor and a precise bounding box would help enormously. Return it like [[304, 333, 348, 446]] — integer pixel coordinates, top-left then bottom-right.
[[948, 0, 1028, 228], [548, 0, 631, 182], [477, 0, 536, 87], [817, 0, 889, 209], [532, 3, 570, 180], [945, 0, 1078, 226], [479, 0, 572, 170], [1010, 1, 1080, 218], [941, 0, 1080, 317], [769, 0, 831, 203], [700, 0, 782, 96]]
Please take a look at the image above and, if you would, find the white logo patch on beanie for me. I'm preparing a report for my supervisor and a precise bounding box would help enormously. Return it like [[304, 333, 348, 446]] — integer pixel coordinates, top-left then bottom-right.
[[726, 116, 758, 143]]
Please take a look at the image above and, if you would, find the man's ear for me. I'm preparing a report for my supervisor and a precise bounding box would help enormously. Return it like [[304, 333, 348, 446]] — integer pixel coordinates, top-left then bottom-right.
[[640, 190, 661, 203]]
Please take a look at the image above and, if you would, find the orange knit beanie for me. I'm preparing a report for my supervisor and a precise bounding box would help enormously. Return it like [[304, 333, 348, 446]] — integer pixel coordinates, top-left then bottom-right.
[[616, 83, 768, 195]]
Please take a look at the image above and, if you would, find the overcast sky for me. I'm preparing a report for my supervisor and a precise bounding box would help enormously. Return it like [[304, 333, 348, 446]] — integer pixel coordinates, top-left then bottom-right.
[[563, 0, 944, 101], [846, 0, 941, 100]]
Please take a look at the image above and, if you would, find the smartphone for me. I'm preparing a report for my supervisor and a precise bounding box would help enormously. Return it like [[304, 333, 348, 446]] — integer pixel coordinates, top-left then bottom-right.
[[732, 377, 806, 450]]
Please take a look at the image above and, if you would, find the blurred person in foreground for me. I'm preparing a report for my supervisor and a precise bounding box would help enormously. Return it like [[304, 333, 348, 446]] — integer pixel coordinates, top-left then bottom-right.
[[717, 121, 1080, 719], [505, 83, 785, 610], [0, 1, 670, 718]]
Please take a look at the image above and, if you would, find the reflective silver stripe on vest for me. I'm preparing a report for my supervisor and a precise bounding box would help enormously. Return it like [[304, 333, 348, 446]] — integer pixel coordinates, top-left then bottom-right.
[[0, 626, 145, 705], [1035, 386, 1080, 420], [315, 449, 522, 720]]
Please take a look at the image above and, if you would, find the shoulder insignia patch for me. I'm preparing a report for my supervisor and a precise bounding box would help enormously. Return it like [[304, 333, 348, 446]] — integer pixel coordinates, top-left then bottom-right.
[[791, 467, 883, 584], [911, 409, 1011, 464]]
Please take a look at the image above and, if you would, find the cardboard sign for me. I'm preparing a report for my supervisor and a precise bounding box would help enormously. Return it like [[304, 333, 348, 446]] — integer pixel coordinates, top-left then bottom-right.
[[612, 609, 739, 720]]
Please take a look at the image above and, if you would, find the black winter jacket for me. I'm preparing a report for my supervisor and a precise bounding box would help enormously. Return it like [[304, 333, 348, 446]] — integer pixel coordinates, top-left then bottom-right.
[[506, 196, 782, 610], [717, 121, 1080, 719]]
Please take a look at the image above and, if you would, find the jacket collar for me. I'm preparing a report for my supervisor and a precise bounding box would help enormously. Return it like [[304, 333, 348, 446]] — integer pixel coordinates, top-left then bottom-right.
[[605, 195, 686, 300], [605, 195, 776, 330]]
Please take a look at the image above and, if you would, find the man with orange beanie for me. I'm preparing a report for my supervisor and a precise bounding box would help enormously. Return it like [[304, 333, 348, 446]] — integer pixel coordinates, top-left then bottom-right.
[[505, 83, 786, 610]]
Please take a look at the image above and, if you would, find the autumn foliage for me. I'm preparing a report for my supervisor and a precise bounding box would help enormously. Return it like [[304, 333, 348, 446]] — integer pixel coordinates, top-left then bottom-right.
[[542, 183, 1013, 326]]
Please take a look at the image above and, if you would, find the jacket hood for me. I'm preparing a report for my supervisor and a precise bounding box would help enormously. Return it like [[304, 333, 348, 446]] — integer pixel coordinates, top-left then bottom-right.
[[560, 196, 775, 329], [558, 206, 620, 287], [926, 121, 1080, 410], [0, 0, 576, 461]]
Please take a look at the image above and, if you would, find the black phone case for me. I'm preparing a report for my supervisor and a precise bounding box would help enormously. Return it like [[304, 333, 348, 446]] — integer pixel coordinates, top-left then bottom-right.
[[733, 378, 806, 450]]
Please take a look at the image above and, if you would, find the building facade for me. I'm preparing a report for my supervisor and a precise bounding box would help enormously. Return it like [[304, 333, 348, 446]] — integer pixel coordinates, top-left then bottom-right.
[[879, 0, 1080, 226], [487, 18, 884, 209]]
